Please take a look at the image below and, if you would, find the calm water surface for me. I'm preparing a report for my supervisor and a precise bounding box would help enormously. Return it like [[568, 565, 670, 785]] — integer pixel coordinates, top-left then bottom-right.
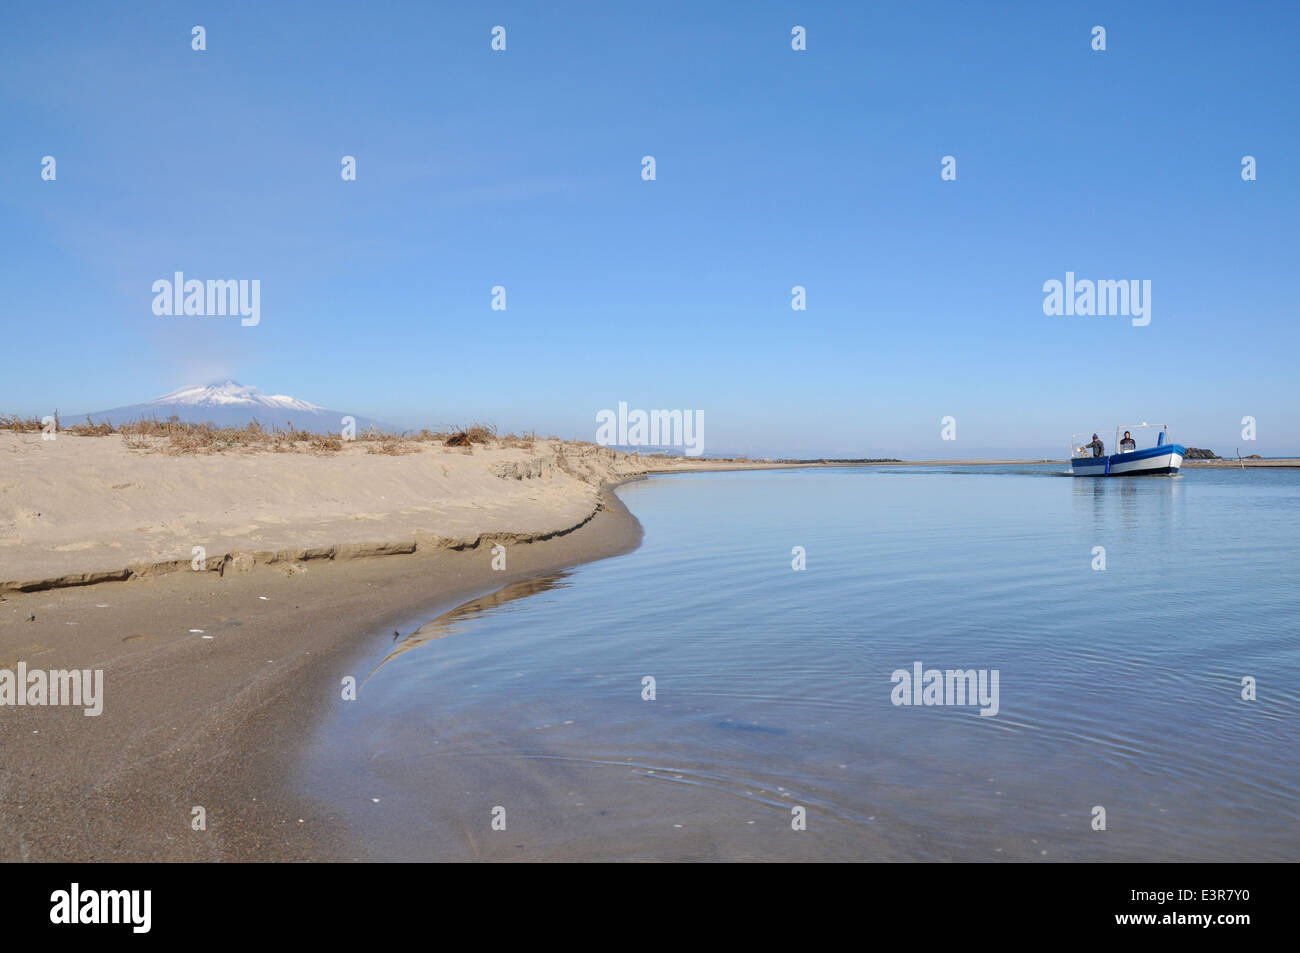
[[304, 466, 1300, 861]]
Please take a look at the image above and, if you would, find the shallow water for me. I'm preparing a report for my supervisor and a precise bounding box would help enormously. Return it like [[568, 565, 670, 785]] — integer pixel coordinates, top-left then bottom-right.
[[304, 466, 1300, 861]]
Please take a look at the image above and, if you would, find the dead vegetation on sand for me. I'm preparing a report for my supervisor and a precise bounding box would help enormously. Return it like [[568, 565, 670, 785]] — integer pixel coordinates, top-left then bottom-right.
[[0, 412, 531, 457]]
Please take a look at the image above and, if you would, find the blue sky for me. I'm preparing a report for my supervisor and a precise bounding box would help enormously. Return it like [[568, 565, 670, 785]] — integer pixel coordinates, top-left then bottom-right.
[[2, 1, 1296, 457]]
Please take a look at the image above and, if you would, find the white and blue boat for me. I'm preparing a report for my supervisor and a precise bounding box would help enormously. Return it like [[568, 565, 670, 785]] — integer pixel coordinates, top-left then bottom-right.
[[1070, 423, 1185, 477]]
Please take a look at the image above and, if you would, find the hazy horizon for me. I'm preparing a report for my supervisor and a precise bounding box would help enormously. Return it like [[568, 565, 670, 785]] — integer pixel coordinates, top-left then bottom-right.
[[8, 376, 1282, 460]]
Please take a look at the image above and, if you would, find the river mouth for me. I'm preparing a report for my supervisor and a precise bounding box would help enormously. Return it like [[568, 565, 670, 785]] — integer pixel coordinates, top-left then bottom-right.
[[298, 467, 1300, 862]]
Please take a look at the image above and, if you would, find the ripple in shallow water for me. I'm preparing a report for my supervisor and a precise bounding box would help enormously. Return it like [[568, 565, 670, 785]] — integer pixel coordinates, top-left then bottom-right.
[[303, 466, 1300, 861]]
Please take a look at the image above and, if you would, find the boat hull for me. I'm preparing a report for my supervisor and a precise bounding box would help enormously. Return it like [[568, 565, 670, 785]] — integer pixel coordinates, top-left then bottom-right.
[[1071, 444, 1185, 477]]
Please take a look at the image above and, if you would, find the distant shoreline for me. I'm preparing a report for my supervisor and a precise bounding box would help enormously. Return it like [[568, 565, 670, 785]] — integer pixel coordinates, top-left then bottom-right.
[[659, 457, 1300, 469]]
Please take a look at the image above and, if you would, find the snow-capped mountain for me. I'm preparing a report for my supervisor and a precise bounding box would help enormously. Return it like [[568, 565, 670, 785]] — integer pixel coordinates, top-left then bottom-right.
[[79, 381, 394, 433], [150, 381, 326, 413]]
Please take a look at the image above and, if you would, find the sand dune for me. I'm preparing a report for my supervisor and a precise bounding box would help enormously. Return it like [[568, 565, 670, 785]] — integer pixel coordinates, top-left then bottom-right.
[[0, 434, 742, 593]]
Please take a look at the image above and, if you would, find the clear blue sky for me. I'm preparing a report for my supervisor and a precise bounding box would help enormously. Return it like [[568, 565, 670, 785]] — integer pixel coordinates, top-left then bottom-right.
[[2, 1, 1296, 457]]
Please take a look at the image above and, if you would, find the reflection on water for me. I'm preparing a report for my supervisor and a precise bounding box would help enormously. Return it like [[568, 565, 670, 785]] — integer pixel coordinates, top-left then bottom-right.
[[367, 572, 572, 678], [1071, 471, 1185, 532], [305, 465, 1300, 862]]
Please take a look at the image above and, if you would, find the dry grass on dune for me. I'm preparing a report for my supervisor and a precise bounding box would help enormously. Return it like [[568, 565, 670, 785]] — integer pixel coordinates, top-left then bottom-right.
[[363, 434, 416, 455], [0, 411, 534, 457], [442, 423, 496, 447], [0, 413, 46, 432], [67, 415, 115, 437], [500, 431, 537, 449]]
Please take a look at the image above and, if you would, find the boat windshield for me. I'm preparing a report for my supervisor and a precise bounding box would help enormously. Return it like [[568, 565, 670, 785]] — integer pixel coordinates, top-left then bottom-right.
[[1115, 424, 1167, 453], [1071, 425, 1169, 458]]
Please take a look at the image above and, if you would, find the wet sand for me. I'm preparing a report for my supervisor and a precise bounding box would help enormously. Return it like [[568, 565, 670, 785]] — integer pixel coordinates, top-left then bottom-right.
[[0, 486, 643, 861]]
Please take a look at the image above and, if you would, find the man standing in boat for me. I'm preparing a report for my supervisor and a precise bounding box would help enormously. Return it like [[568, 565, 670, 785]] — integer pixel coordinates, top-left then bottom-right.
[[1120, 431, 1137, 452], [1088, 433, 1105, 457]]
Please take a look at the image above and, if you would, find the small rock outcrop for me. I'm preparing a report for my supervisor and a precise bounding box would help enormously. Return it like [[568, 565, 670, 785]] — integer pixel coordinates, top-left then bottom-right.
[[1184, 448, 1219, 459]]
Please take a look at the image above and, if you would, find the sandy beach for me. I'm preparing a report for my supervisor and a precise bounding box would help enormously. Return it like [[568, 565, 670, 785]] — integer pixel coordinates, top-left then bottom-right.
[[0, 432, 766, 593], [0, 432, 802, 860], [0, 490, 643, 860]]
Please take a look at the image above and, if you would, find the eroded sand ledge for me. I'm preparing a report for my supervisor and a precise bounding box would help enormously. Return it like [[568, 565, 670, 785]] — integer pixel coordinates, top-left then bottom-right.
[[0, 434, 783, 594]]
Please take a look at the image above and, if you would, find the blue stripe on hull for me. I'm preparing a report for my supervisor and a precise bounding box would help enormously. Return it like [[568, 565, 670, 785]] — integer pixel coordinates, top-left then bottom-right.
[[1071, 443, 1184, 477]]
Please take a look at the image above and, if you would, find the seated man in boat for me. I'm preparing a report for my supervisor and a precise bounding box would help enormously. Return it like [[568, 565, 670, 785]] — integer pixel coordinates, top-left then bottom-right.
[[1120, 431, 1137, 453], [1088, 434, 1105, 457]]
